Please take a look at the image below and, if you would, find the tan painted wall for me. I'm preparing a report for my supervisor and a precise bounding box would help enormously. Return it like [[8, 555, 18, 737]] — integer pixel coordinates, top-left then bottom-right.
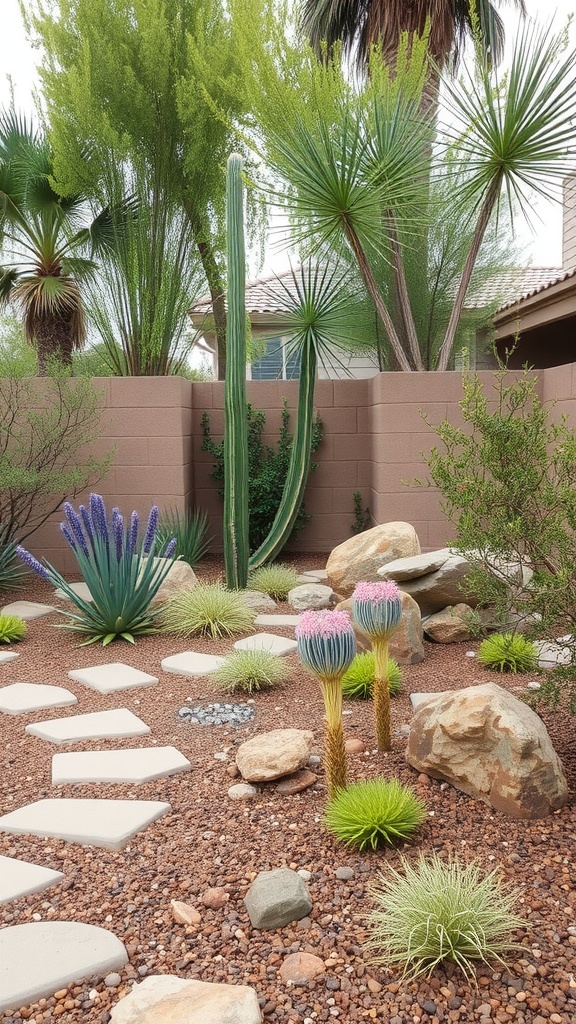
[[21, 365, 573, 571]]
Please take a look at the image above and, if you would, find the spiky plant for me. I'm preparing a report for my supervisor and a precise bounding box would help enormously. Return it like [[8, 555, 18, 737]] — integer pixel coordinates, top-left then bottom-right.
[[162, 583, 254, 640], [325, 778, 425, 851], [156, 508, 211, 568], [212, 648, 288, 694], [296, 608, 356, 798], [477, 632, 538, 673], [352, 581, 403, 752], [247, 563, 301, 601], [0, 614, 26, 643], [366, 854, 526, 982], [342, 651, 402, 699]]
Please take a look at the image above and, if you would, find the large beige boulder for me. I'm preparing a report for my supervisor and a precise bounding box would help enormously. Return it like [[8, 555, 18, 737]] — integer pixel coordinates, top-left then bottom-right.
[[326, 523, 420, 598], [236, 729, 315, 782], [407, 682, 568, 818], [423, 603, 475, 644], [109, 975, 262, 1024], [149, 560, 199, 608], [336, 591, 424, 665]]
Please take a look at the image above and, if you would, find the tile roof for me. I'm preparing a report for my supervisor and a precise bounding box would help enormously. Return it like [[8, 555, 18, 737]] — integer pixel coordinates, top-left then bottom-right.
[[496, 266, 576, 312]]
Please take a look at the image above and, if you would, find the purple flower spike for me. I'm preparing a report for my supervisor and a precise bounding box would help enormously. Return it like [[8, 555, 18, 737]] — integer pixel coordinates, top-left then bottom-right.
[[16, 545, 51, 581], [60, 523, 77, 551], [127, 510, 139, 555], [89, 493, 109, 544], [63, 502, 89, 557], [161, 537, 177, 559], [143, 505, 159, 554], [112, 508, 124, 562], [79, 504, 95, 546]]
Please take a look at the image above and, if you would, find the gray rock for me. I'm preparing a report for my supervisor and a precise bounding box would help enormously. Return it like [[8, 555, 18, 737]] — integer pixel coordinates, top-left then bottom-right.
[[244, 868, 312, 929], [335, 867, 354, 881], [399, 552, 476, 615], [377, 551, 449, 581], [239, 590, 277, 612], [105, 972, 122, 988], [228, 783, 258, 800], [288, 584, 334, 610]]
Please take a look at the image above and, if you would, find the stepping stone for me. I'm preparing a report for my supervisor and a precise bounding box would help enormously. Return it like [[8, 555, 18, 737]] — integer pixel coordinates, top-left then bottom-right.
[[0, 798, 171, 850], [68, 662, 158, 695], [0, 651, 19, 664], [52, 746, 191, 785], [1, 601, 57, 620], [0, 683, 78, 715], [0, 855, 63, 905], [301, 569, 328, 581], [233, 633, 298, 656], [53, 581, 92, 602], [254, 614, 300, 628], [161, 651, 226, 677], [26, 708, 150, 745], [0, 921, 128, 1013]]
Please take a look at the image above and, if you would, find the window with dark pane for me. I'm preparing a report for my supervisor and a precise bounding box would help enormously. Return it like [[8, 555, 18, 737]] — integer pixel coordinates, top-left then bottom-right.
[[251, 336, 284, 380]]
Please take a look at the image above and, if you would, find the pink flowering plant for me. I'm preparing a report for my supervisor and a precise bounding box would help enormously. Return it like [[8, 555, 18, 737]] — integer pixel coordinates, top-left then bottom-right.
[[17, 493, 177, 645], [296, 609, 355, 797], [352, 580, 403, 752]]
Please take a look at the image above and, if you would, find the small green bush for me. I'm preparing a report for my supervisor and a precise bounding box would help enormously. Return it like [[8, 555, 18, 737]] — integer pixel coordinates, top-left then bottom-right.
[[162, 583, 254, 639], [325, 778, 426, 851], [0, 614, 26, 643], [212, 649, 288, 694], [247, 563, 301, 601], [366, 854, 526, 981], [477, 632, 538, 673], [342, 651, 402, 698], [156, 508, 211, 568]]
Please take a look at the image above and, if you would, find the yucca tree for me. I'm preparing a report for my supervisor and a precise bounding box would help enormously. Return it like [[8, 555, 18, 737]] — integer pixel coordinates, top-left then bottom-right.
[[0, 111, 111, 374]]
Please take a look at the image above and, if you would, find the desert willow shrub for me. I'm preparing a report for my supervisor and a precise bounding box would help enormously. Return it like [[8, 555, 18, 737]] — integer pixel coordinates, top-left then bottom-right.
[[18, 494, 177, 645], [296, 609, 356, 798], [352, 581, 402, 752]]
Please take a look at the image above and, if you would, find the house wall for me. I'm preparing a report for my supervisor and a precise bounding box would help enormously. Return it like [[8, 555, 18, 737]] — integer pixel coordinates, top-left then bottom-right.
[[22, 365, 574, 572], [562, 174, 576, 271]]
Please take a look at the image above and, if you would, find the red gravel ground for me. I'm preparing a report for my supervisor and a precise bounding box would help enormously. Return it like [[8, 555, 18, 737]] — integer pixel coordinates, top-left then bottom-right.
[[0, 554, 575, 1024]]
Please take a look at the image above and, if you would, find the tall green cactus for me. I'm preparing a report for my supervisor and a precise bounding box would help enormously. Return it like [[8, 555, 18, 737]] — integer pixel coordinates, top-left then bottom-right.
[[223, 153, 249, 589]]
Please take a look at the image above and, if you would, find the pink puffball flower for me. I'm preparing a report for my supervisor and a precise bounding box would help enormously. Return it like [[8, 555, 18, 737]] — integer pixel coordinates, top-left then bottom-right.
[[296, 609, 356, 678], [352, 579, 402, 639]]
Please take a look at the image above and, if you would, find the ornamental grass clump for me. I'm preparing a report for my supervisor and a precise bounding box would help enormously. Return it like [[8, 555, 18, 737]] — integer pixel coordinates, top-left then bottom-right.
[[156, 507, 211, 568], [478, 632, 538, 673], [325, 778, 425, 851], [17, 494, 177, 645], [296, 608, 355, 798], [342, 651, 402, 699], [352, 581, 402, 751], [0, 614, 26, 643], [212, 649, 288, 694], [162, 583, 254, 640], [366, 854, 526, 982], [247, 563, 301, 601]]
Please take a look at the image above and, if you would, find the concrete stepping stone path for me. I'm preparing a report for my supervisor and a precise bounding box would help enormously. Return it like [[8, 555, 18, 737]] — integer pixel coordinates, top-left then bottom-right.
[[0, 682, 78, 715], [1, 600, 57, 620], [234, 632, 298, 656], [161, 651, 226, 676], [26, 707, 151, 744], [254, 614, 300, 628], [301, 569, 328, 580], [0, 651, 19, 664], [0, 798, 171, 850], [0, 855, 63, 905], [68, 661, 159, 695], [53, 581, 92, 602], [52, 746, 191, 785], [0, 921, 128, 1013]]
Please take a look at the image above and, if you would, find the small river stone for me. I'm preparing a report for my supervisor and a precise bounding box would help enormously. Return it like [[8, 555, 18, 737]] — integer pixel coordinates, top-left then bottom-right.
[[228, 783, 258, 800]]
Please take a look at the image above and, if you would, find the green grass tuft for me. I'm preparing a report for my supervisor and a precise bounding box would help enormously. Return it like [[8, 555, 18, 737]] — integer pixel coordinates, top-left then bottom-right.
[[366, 854, 526, 981], [325, 778, 426, 851], [0, 614, 26, 643], [247, 562, 301, 601], [477, 632, 538, 673], [342, 650, 402, 698], [156, 508, 211, 568], [212, 648, 288, 694], [162, 583, 254, 639]]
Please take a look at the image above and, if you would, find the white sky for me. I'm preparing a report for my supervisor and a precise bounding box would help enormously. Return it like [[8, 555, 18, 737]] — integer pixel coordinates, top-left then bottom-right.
[[1, 0, 575, 269]]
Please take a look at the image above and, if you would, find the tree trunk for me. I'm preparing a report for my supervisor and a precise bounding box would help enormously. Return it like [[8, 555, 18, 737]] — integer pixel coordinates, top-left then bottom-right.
[[184, 202, 227, 380], [33, 313, 74, 376]]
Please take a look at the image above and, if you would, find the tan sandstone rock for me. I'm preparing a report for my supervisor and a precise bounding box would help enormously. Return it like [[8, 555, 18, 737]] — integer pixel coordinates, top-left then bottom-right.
[[407, 682, 568, 818], [150, 560, 199, 608], [236, 729, 315, 782], [337, 591, 424, 665], [326, 522, 420, 598], [109, 975, 262, 1024], [279, 952, 325, 985], [170, 900, 201, 926], [423, 603, 475, 643]]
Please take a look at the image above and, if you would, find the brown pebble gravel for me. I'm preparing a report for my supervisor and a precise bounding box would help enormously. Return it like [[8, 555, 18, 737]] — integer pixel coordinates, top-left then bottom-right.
[[0, 553, 575, 1024]]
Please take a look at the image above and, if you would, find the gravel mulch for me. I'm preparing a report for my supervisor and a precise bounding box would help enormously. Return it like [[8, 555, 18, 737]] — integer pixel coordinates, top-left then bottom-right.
[[0, 554, 575, 1024]]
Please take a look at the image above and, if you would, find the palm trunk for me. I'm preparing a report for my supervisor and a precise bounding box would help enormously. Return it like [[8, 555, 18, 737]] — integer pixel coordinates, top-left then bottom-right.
[[388, 221, 424, 371]]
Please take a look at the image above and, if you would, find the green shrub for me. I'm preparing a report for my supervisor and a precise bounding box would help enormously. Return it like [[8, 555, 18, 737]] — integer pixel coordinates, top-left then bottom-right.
[[0, 614, 26, 643], [342, 651, 402, 698], [325, 778, 426, 851], [477, 632, 538, 673], [351, 491, 371, 534], [156, 508, 211, 568], [212, 649, 288, 694], [162, 583, 254, 639], [202, 400, 323, 553], [366, 854, 526, 981], [247, 562, 301, 601]]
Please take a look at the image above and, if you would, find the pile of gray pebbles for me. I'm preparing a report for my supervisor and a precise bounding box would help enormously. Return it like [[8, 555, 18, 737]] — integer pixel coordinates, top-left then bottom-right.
[[178, 702, 255, 727]]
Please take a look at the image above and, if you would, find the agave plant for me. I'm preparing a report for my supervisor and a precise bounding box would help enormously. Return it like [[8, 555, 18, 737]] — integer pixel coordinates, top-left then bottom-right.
[[352, 580, 402, 752], [0, 614, 26, 643], [296, 608, 356, 797], [17, 494, 177, 644]]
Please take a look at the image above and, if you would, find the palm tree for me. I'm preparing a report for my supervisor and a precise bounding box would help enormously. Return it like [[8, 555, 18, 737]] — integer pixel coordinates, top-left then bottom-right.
[[302, 0, 526, 74], [0, 111, 110, 375]]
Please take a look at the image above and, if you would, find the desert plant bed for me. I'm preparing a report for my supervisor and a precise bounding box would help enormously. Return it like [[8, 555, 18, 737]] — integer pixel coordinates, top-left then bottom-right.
[[0, 554, 574, 1024]]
